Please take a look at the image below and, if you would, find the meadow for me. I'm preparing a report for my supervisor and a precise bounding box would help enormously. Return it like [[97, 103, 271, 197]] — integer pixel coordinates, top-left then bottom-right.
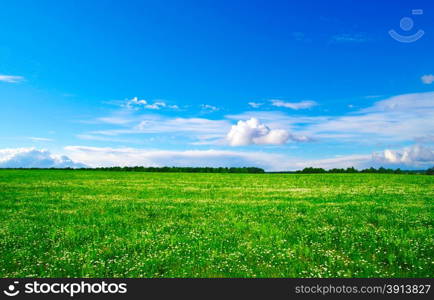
[[0, 170, 432, 278]]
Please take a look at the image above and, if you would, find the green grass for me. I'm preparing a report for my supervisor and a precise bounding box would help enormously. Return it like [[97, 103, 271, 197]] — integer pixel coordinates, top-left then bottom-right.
[[0, 170, 433, 278]]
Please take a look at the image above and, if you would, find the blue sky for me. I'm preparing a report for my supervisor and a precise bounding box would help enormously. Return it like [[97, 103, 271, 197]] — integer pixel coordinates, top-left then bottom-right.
[[1, 0, 433, 170]]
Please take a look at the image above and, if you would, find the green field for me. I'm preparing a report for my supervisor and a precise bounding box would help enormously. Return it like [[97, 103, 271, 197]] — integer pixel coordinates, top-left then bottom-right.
[[0, 170, 433, 278]]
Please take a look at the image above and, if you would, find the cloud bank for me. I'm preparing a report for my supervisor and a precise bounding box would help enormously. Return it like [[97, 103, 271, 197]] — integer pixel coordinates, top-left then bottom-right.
[[65, 144, 434, 171], [0, 144, 432, 171], [0, 148, 85, 168], [372, 145, 434, 167], [65, 146, 290, 170]]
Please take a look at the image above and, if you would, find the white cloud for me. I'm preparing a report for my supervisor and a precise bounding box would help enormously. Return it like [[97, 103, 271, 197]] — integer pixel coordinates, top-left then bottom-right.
[[302, 91, 434, 143], [226, 111, 324, 140], [248, 102, 263, 108], [226, 118, 309, 146], [372, 145, 434, 167], [87, 115, 314, 146], [227, 118, 288, 146], [88, 91, 434, 147], [85, 116, 229, 144], [200, 104, 219, 112], [146, 101, 177, 110], [135, 117, 229, 135], [0, 75, 24, 83], [421, 74, 434, 84], [270, 99, 317, 110], [124, 97, 178, 110], [360, 92, 434, 112], [0, 148, 85, 168], [124, 97, 147, 110]]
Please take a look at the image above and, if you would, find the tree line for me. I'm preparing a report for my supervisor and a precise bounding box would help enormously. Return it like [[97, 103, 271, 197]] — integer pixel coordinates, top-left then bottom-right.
[[64, 166, 265, 173], [295, 166, 434, 175], [2, 166, 433, 174]]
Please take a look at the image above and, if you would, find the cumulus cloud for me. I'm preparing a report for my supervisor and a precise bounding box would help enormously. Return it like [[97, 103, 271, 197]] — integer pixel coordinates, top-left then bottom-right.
[[84, 91, 434, 149], [0, 74, 24, 83], [270, 99, 317, 110], [124, 97, 178, 110], [226, 118, 309, 146], [0, 148, 85, 168], [372, 145, 434, 167], [421, 74, 434, 84], [231, 92, 434, 144]]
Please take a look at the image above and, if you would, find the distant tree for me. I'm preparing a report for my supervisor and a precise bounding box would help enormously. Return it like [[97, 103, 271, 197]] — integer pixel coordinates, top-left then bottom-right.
[[291, 166, 417, 174], [427, 167, 434, 175], [329, 168, 345, 173], [394, 168, 402, 174], [298, 167, 326, 174], [378, 167, 387, 173], [345, 167, 358, 173]]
